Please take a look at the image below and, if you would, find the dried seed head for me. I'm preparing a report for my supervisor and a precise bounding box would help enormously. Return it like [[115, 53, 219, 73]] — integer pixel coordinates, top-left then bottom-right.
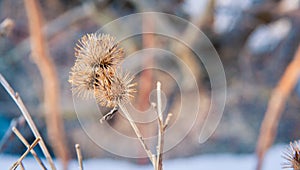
[[69, 33, 125, 99], [69, 33, 136, 108], [94, 70, 136, 108], [282, 140, 300, 169], [69, 62, 95, 99], [75, 33, 124, 69]]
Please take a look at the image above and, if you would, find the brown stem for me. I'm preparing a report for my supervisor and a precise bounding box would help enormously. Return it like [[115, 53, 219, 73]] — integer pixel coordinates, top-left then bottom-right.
[[118, 102, 156, 166], [256, 45, 300, 170], [23, 0, 69, 168]]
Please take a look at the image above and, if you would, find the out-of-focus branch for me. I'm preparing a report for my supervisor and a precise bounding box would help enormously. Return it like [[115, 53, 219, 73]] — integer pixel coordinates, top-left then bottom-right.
[[23, 0, 69, 169], [256, 45, 300, 170]]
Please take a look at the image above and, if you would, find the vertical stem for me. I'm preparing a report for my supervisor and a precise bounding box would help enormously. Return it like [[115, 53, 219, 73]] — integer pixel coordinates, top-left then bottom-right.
[[156, 82, 164, 170], [118, 102, 156, 166], [0, 73, 56, 170], [256, 45, 300, 170], [75, 144, 83, 170]]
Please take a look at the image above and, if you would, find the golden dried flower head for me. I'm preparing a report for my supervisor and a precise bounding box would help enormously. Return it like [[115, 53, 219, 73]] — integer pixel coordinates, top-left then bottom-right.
[[282, 140, 300, 169], [69, 62, 95, 99], [75, 33, 124, 68], [69, 33, 136, 108], [94, 70, 136, 108]]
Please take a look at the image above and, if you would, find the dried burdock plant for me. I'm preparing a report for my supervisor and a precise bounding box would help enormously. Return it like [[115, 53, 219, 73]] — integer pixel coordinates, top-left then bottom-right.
[[69, 33, 171, 170], [282, 140, 300, 170], [69, 33, 136, 120], [94, 70, 136, 108], [69, 33, 125, 100]]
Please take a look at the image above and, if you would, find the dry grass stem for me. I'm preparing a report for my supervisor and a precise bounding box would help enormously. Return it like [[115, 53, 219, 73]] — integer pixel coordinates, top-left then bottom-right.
[[12, 126, 47, 170], [163, 113, 172, 130], [118, 102, 156, 166], [156, 82, 164, 170], [10, 137, 41, 170], [256, 45, 300, 170], [24, 0, 69, 168], [75, 144, 83, 170], [0, 73, 56, 169]]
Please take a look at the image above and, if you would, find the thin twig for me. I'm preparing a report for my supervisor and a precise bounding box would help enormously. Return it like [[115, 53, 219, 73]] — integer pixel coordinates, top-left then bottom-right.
[[163, 113, 172, 131], [10, 137, 41, 170], [75, 144, 83, 170], [118, 102, 156, 166], [256, 45, 300, 170], [24, 0, 69, 168], [0, 73, 56, 170], [12, 126, 47, 170], [156, 82, 164, 170]]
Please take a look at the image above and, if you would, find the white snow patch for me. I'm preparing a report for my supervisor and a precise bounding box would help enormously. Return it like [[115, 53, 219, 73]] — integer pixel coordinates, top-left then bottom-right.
[[0, 144, 287, 170]]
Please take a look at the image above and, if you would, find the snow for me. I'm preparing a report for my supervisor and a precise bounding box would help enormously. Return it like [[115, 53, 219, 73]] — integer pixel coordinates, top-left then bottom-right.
[[0, 144, 288, 170]]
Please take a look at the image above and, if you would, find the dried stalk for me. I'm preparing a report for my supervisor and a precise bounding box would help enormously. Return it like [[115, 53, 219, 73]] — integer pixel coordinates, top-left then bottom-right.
[[10, 137, 41, 170], [0, 73, 56, 169], [118, 102, 156, 166], [75, 144, 83, 170], [19, 162, 25, 170], [12, 127, 47, 170], [23, 0, 69, 168], [256, 45, 300, 170], [118, 82, 172, 170], [156, 82, 164, 170]]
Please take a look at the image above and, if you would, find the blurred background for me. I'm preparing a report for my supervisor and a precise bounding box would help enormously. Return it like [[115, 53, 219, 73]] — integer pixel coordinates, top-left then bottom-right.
[[0, 0, 300, 169]]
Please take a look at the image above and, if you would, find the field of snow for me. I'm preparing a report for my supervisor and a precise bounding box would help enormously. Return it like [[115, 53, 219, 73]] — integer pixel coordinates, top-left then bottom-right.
[[0, 144, 288, 170]]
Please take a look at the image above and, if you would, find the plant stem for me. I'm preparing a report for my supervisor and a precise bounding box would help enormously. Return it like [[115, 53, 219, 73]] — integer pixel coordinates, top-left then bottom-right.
[[156, 82, 164, 170], [118, 102, 156, 166], [12, 127, 47, 170], [0, 73, 56, 170], [75, 144, 83, 170], [10, 137, 40, 170]]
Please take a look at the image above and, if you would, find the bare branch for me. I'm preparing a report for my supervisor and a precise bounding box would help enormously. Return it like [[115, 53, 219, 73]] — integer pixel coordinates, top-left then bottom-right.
[[256, 45, 300, 170], [163, 113, 172, 131]]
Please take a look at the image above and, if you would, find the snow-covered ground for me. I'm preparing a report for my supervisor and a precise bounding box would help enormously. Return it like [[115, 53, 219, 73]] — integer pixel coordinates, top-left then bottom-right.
[[0, 144, 288, 170]]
